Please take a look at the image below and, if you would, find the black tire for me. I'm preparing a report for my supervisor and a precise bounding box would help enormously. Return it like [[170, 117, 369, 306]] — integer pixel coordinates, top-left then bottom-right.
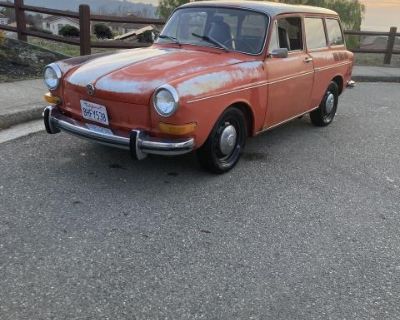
[[197, 107, 247, 174], [310, 81, 339, 127]]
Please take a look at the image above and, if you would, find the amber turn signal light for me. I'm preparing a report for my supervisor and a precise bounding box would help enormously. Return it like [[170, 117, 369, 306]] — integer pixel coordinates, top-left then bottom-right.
[[159, 122, 197, 135], [44, 92, 61, 105]]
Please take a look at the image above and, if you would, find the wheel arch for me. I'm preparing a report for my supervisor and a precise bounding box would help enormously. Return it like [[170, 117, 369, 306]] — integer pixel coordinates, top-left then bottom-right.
[[332, 75, 344, 95], [229, 101, 256, 137]]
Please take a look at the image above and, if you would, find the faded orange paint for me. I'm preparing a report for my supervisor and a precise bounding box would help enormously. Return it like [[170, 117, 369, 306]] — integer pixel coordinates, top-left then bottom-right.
[[49, 2, 354, 148]]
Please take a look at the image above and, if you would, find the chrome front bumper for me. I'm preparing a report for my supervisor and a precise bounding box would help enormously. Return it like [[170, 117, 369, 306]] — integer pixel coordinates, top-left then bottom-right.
[[43, 106, 195, 159]]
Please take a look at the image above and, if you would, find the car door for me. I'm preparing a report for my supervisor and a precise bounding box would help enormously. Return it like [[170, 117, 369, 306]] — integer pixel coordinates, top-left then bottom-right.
[[304, 16, 352, 106], [304, 16, 332, 109], [264, 15, 314, 128]]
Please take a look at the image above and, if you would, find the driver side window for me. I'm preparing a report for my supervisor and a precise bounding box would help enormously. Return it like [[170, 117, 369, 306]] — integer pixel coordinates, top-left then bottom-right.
[[269, 17, 303, 52], [177, 11, 207, 42]]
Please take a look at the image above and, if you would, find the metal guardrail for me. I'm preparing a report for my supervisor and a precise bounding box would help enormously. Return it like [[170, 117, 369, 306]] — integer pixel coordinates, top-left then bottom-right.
[[0, 0, 398, 63]]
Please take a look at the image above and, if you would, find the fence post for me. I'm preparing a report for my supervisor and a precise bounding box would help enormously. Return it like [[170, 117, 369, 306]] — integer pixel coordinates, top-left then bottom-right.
[[14, 0, 27, 42], [79, 4, 91, 56], [384, 26, 397, 65]]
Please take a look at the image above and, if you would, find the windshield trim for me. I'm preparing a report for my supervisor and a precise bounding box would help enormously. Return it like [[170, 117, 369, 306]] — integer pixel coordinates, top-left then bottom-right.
[[158, 6, 271, 57]]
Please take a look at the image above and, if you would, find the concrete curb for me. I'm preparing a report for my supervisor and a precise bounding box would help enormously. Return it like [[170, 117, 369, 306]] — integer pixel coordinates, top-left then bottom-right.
[[352, 75, 400, 83], [0, 105, 43, 130]]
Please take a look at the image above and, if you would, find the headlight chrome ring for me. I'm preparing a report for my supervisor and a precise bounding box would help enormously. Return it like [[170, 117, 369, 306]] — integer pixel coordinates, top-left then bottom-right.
[[44, 63, 62, 90], [153, 84, 179, 117]]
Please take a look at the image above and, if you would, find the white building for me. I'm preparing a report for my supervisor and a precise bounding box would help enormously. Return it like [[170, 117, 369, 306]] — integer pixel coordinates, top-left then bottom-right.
[[42, 16, 79, 35], [0, 13, 9, 25]]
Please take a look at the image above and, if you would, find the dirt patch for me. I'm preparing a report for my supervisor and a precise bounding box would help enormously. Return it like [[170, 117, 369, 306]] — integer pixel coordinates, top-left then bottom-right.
[[0, 38, 69, 83]]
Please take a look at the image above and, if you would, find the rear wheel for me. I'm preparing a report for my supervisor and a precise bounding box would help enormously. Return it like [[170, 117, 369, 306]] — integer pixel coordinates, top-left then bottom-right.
[[197, 107, 247, 174], [310, 81, 339, 127]]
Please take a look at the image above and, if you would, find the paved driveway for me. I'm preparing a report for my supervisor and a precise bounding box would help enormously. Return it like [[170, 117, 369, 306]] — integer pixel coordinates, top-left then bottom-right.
[[0, 83, 399, 319]]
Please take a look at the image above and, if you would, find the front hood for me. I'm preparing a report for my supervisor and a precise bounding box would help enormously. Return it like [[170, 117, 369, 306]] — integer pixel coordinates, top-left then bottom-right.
[[66, 47, 241, 104]]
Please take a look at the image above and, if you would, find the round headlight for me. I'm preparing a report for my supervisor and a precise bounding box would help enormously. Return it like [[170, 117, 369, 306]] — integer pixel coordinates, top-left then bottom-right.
[[44, 63, 62, 90], [153, 85, 179, 117]]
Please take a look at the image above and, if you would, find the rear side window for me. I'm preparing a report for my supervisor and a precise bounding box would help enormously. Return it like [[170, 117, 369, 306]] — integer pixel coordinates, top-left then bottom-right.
[[304, 18, 327, 50], [326, 19, 344, 46]]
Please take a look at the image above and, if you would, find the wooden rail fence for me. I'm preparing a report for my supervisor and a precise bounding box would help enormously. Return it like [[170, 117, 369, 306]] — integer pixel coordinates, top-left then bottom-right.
[[0, 0, 165, 55], [345, 28, 399, 64], [0, 0, 399, 63]]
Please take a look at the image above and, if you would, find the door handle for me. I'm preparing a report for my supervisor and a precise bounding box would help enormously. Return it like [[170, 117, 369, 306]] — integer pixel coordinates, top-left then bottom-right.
[[304, 57, 313, 63]]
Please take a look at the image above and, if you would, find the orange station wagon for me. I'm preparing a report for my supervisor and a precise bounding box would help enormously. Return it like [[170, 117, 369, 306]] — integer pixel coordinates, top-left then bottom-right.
[[43, 1, 355, 173]]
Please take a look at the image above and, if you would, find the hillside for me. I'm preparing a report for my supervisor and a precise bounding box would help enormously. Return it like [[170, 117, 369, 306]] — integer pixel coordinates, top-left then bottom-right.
[[24, 0, 158, 18], [0, 38, 68, 82]]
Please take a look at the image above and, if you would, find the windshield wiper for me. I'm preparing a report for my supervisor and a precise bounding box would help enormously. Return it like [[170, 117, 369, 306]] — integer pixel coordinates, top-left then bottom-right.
[[158, 34, 181, 45], [191, 33, 230, 52]]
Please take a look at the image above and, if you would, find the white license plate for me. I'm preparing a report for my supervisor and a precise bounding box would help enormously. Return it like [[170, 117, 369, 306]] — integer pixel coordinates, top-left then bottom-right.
[[80, 100, 109, 125]]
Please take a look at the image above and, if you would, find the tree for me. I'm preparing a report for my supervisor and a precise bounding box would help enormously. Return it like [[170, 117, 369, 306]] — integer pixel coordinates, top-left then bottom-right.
[[59, 25, 80, 38], [274, 0, 364, 31], [94, 23, 113, 39], [157, 0, 364, 32], [158, 0, 189, 20], [272, 0, 365, 48], [0, 7, 15, 24], [156, 0, 364, 48], [26, 13, 43, 30]]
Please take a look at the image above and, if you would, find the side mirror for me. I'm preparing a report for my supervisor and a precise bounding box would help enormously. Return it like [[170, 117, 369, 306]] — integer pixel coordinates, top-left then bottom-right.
[[270, 48, 289, 59]]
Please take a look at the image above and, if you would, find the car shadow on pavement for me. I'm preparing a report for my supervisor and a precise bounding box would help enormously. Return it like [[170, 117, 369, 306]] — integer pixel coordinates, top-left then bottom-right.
[[56, 116, 315, 181]]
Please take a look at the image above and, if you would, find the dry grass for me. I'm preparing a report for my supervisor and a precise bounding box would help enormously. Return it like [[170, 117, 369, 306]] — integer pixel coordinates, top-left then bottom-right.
[[0, 38, 68, 83], [28, 37, 116, 57], [0, 31, 5, 46], [355, 53, 400, 68]]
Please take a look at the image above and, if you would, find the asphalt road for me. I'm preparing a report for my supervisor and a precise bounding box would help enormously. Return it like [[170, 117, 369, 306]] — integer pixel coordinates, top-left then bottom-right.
[[1, 83, 399, 319]]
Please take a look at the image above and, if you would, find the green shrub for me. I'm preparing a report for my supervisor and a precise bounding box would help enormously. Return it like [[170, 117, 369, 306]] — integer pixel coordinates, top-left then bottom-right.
[[59, 25, 80, 38], [94, 23, 113, 39], [137, 30, 154, 43]]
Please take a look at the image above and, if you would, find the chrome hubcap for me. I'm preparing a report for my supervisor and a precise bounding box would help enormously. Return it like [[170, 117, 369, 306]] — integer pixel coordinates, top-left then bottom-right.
[[325, 92, 335, 114], [219, 124, 237, 156]]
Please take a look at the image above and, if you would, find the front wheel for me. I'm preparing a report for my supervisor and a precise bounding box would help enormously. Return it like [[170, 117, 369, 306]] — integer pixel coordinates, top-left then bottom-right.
[[197, 107, 247, 174], [310, 81, 339, 127]]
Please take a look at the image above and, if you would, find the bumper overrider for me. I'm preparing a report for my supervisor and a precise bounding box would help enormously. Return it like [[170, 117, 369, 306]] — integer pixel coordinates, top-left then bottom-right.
[[43, 106, 195, 159]]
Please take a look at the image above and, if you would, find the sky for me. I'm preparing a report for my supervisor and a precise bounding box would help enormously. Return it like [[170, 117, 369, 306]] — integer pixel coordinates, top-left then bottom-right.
[[23, 0, 400, 31], [359, 0, 400, 31], [125, 0, 400, 31]]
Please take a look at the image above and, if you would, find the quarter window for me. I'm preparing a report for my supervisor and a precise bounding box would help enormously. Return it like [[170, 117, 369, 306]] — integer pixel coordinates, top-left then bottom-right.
[[268, 22, 279, 52], [326, 19, 344, 46], [305, 18, 327, 50]]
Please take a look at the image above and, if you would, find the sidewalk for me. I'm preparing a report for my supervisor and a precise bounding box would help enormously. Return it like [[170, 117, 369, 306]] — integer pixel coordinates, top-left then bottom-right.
[[0, 66, 399, 130], [0, 79, 45, 129]]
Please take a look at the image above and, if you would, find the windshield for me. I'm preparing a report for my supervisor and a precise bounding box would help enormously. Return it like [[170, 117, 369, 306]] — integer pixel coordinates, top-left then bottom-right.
[[157, 7, 269, 55]]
